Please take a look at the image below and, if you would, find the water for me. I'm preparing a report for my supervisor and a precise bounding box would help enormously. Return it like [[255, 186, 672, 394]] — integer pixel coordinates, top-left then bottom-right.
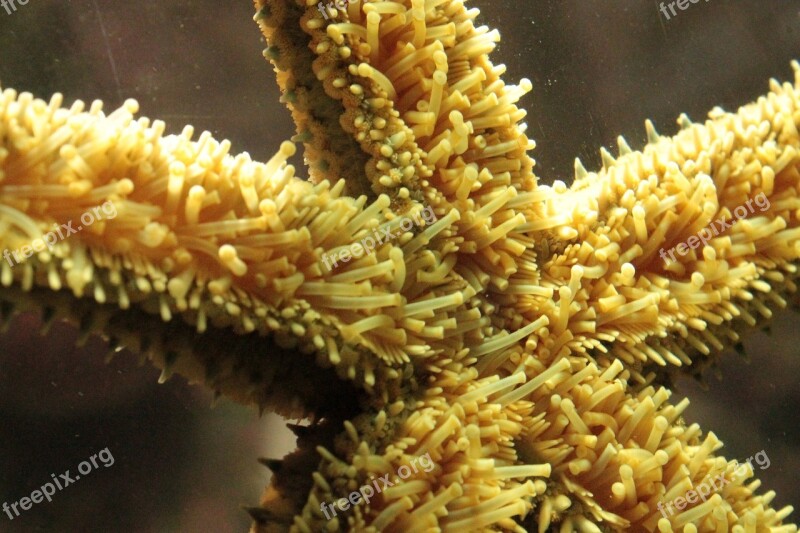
[[0, 1, 798, 531]]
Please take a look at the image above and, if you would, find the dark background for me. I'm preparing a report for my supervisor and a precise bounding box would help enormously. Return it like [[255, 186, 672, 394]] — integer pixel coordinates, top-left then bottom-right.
[[0, 1, 798, 531]]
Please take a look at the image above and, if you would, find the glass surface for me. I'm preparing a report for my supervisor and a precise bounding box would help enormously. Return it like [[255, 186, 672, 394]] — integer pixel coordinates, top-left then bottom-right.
[[0, 1, 798, 531]]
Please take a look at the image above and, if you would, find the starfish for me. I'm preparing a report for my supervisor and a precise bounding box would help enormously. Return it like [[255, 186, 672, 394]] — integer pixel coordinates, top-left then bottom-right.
[[0, 0, 798, 531]]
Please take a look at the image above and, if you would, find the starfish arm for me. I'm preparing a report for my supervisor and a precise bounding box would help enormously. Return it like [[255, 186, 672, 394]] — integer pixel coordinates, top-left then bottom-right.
[[0, 87, 421, 416], [506, 65, 800, 384], [267, 346, 794, 531], [256, 0, 539, 290], [0, 84, 499, 422]]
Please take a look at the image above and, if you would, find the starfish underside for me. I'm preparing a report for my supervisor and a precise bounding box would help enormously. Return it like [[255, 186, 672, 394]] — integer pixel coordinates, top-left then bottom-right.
[[0, 0, 798, 531]]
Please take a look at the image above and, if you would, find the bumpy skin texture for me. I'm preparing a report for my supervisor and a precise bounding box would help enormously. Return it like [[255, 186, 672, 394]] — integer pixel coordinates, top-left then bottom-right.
[[0, 0, 798, 531]]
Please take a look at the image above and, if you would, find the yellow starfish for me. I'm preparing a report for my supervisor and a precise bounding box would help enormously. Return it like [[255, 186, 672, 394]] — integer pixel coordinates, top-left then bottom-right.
[[0, 0, 798, 531]]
